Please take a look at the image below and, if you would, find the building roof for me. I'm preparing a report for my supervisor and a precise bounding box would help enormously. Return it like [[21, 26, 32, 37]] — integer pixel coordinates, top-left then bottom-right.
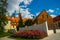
[[11, 17, 19, 22], [6, 15, 27, 22], [5, 15, 11, 20], [36, 10, 52, 18], [34, 10, 52, 22], [53, 15, 60, 22], [6, 15, 28, 26]]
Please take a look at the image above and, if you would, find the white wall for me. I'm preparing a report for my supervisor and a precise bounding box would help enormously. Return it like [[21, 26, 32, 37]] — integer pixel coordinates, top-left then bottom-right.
[[19, 21, 59, 36], [4, 21, 17, 32], [19, 21, 48, 33], [4, 21, 11, 29]]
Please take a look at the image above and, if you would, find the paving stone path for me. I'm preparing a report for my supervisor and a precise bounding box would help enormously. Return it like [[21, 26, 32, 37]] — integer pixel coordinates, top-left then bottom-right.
[[41, 33, 60, 40], [0, 36, 14, 40]]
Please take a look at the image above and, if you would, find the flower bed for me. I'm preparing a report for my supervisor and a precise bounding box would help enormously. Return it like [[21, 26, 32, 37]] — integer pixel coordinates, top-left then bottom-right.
[[11, 30, 47, 39]]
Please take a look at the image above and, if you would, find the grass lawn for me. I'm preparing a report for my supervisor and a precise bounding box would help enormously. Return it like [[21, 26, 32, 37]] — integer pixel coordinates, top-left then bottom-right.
[[15, 38, 39, 40], [0, 32, 11, 38], [10, 37, 39, 40]]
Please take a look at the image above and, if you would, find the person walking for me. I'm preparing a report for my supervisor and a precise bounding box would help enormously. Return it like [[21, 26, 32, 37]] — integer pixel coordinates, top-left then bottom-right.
[[53, 23, 56, 33]]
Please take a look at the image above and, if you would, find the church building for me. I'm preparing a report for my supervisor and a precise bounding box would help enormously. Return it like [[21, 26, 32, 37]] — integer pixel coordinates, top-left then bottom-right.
[[34, 10, 53, 29]]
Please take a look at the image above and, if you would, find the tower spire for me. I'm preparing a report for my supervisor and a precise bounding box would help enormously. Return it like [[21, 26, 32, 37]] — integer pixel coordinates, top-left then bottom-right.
[[17, 7, 23, 31], [19, 7, 20, 13], [19, 7, 21, 18]]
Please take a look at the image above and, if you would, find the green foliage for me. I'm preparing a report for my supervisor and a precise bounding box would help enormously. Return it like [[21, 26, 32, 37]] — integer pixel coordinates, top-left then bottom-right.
[[0, 32, 11, 38], [0, 0, 8, 32], [0, 15, 8, 32], [10, 37, 39, 40], [25, 19, 35, 26], [18, 13, 23, 27], [17, 13, 24, 31]]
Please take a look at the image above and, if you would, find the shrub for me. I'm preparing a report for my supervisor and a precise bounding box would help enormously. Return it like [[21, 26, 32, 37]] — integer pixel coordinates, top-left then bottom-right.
[[11, 30, 47, 39], [25, 19, 35, 26], [8, 29, 16, 34]]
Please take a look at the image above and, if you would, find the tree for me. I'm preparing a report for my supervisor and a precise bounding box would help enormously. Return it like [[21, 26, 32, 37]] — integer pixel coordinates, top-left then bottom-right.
[[17, 8, 24, 31], [18, 13, 23, 27], [0, 0, 8, 33], [25, 19, 35, 26]]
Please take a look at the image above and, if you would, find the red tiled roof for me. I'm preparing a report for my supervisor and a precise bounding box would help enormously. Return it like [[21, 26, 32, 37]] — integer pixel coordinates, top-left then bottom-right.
[[11, 17, 19, 22], [10, 17, 27, 26], [6, 16, 11, 20], [6, 16, 33, 26]]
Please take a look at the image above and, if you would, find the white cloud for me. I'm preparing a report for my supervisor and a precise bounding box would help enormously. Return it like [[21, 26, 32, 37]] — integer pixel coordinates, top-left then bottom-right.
[[50, 14, 56, 18], [36, 12, 40, 16], [47, 9, 54, 13], [16, 15, 19, 17], [7, 0, 33, 16], [20, 5, 27, 8], [20, 8, 34, 18], [23, 0, 32, 5], [7, 0, 20, 15]]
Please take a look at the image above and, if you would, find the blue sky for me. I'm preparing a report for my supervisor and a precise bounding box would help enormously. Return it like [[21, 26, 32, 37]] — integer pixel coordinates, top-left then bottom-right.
[[7, 0, 60, 18]]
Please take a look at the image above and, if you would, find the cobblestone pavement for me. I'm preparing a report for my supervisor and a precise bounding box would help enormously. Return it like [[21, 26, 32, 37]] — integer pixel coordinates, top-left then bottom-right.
[[0, 36, 14, 40], [41, 33, 60, 40]]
